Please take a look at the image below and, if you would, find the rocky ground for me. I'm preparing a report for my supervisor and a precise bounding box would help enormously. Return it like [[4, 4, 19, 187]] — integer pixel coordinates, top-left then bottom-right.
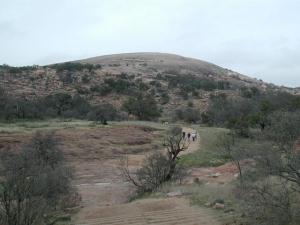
[[0, 122, 238, 225]]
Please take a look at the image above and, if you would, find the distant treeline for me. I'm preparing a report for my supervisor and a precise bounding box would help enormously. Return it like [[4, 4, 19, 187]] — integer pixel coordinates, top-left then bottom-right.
[[203, 90, 300, 136], [90, 73, 149, 96], [0, 64, 39, 74], [0, 62, 102, 74], [0, 87, 161, 123], [156, 72, 232, 99], [48, 62, 102, 72]]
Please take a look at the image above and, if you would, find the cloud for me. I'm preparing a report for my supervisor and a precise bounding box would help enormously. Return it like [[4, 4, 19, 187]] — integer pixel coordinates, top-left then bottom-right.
[[0, 0, 300, 86]]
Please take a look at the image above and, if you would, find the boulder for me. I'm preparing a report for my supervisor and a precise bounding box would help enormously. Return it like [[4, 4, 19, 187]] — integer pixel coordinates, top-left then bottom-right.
[[213, 203, 225, 209]]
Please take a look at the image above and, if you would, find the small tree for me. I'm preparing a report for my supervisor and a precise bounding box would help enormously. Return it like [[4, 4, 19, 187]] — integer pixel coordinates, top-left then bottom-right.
[[123, 126, 188, 193], [123, 93, 160, 120], [88, 103, 117, 125], [234, 111, 300, 225], [218, 131, 248, 184], [0, 131, 76, 225], [44, 93, 72, 116], [123, 152, 173, 193], [163, 127, 189, 180]]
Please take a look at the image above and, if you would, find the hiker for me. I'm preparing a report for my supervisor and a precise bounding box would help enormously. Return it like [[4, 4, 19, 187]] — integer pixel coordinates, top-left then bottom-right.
[[182, 131, 186, 139], [187, 133, 191, 141], [191, 132, 196, 141]]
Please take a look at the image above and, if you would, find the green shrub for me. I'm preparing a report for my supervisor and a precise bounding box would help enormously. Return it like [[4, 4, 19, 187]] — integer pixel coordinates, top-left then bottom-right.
[[87, 103, 118, 124], [173, 106, 201, 123], [49, 62, 101, 72], [123, 93, 161, 120]]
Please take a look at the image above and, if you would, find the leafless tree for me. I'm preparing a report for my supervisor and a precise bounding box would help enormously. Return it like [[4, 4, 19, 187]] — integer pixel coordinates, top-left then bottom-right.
[[218, 132, 245, 183], [235, 111, 300, 224], [163, 131, 189, 180], [122, 126, 189, 193], [0, 131, 77, 225]]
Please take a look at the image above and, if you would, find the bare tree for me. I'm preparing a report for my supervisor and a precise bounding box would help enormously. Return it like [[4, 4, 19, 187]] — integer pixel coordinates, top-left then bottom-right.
[[163, 130, 189, 180], [122, 152, 172, 193], [0, 131, 77, 225], [235, 111, 300, 225], [218, 132, 245, 183], [238, 178, 293, 225], [123, 126, 189, 193]]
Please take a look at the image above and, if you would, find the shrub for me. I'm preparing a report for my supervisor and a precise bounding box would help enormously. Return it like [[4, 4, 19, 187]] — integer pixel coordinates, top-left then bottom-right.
[[160, 92, 170, 104], [43, 93, 73, 116], [81, 74, 90, 83], [225, 110, 300, 225], [173, 106, 201, 123], [59, 72, 75, 84], [104, 78, 136, 94], [0, 65, 38, 74], [87, 103, 118, 124], [163, 74, 229, 94], [90, 84, 112, 96], [123, 93, 161, 120], [0, 96, 43, 121], [0, 132, 76, 225], [123, 128, 188, 193], [49, 62, 101, 72]]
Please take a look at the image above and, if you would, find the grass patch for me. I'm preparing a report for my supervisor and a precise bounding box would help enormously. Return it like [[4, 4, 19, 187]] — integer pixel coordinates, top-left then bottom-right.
[[0, 119, 172, 134], [179, 127, 229, 167], [0, 119, 117, 133], [112, 120, 169, 130]]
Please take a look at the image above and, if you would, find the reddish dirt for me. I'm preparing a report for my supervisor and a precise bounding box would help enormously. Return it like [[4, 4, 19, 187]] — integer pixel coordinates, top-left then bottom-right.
[[0, 126, 225, 225], [187, 160, 253, 185], [0, 125, 161, 208]]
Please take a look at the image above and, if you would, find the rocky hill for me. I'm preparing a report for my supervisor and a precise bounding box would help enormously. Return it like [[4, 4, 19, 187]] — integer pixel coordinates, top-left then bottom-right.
[[0, 52, 296, 119], [78, 52, 264, 87]]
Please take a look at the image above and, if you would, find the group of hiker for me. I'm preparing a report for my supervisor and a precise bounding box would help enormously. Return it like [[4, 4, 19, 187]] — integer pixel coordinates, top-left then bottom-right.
[[182, 131, 197, 142]]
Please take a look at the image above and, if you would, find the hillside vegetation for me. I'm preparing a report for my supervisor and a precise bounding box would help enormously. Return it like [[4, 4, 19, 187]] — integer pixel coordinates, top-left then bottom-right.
[[1, 53, 299, 124]]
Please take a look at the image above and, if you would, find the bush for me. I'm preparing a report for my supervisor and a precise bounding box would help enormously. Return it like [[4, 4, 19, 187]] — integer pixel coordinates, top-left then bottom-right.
[[123, 128, 188, 193], [207, 94, 255, 136], [0, 95, 43, 121], [237, 177, 293, 225], [49, 62, 101, 72], [43, 93, 73, 116], [226, 110, 300, 225], [90, 76, 150, 96], [87, 103, 118, 124], [207, 91, 300, 132], [134, 152, 173, 193], [173, 106, 201, 123], [162, 73, 230, 94], [0, 88, 121, 122], [160, 92, 170, 104], [0, 64, 38, 74], [81, 74, 90, 83], [90, 84, 112, 96], [41, 93, 92, 118], [0, 132, 76, 225], [59, 72, 76, 84], [123, 93, 161, 120]]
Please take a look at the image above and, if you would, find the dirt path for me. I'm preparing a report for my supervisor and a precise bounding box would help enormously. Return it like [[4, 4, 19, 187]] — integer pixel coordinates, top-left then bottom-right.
[[74, 198, 221, 225], [72, 126, 221, 225], [181, 127, 200, 155]]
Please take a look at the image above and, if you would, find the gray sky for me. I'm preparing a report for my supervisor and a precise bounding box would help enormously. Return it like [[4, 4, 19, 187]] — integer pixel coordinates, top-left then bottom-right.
[[1, 0, 300, 87]]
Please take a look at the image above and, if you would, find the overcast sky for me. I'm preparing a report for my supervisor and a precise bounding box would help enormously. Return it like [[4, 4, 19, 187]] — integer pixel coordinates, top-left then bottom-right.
[[1, 0, 300, 87]]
